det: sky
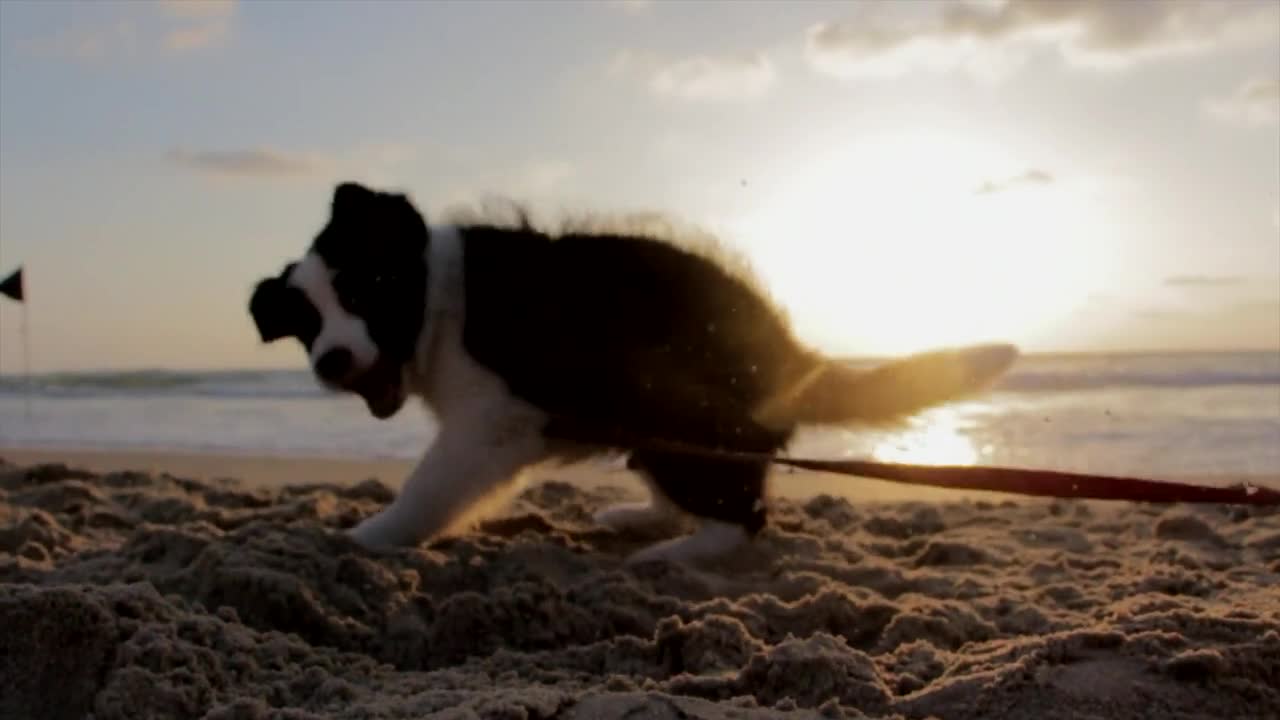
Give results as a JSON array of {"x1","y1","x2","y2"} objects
[{"x1": 0, "y1": 0, "x2": 1277, "y2": 374}]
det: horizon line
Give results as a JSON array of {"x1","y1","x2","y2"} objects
[{"x1": 1, "y1": 346, "x2": 1278, "y2": 379}]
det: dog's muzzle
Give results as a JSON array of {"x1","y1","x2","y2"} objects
[{"x1": 248, "y1": 275, "x2": 406, "y2": 420}]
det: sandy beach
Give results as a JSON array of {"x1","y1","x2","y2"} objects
[{"x1": 2, "y1": 447, "x2": 1278, "y2": 720}]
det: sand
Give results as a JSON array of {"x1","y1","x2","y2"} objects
[{"x1": 1, "y1": 450, "x2": 1278, "y2": 720}]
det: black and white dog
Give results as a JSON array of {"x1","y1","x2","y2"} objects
[{"x1": 249, "y1": 182, "x2": 1017, "y2": 564}]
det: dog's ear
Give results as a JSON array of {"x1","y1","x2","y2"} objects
[
  {"x1": 332, "y1": 182, "x2": 376, "y2": 217},
  {"x1": 248, "y1": 276, "x2": 295, "y2": 343},
  {"x1": 325, "y1": 181, "x2": 428, "y2": 258}
]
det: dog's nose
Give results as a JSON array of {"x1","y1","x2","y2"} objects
[{"x1": 315, "y1": 347, "x2": 353, "y2": 383}]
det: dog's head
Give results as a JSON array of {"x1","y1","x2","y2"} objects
[{"x1": 249, "y1": 182, "x2": 429, "y2": 419}]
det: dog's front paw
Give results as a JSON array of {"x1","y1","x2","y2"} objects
[
  {"x1": 347, "y1": 511, "x2": 414, "y2": 551},
  {"x1": 345, "y1": 522, "x2": 388, "y2": 551}
]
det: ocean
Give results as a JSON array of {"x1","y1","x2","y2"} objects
[{"x1": 1, "y1": 351, "x2": 1277, "y2": 486}]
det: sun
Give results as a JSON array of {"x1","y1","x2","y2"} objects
[{"x1": 733, "y1": 129, "x2": 1114, "y2": 357}]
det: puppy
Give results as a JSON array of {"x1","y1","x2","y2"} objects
[{"x1": 249, "y1": 182, "x2": 1018, "y2": 564}]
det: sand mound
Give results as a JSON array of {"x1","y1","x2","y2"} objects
[{"x1": 2, "y1": 457, "x2": 1278, "y2": 719}]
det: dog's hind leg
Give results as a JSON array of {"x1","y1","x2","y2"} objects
[
  {"x1": 593, "y1": 458, "x2": 681, "y2": 532},
  {"x1": 616, "y1": 449, "x2": 772, "y2": 565},
  {"x1": 625, "y1": 518, "x2": 751, "y2": 565}
]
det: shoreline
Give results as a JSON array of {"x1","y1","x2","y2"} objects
[
  {"x1": 0, "y1": 445, "x2": 1049, "y2": 505},
  {"x1": 4, "y1": 445, "x2": 1277, "y2": 505},
  {"x1": 0, "y1": 446, "x2": 419, "y2": 491}
]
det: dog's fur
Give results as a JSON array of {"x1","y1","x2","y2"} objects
[{"x1": 249, "y1": 182, "x2": 1018, "y2": 564}]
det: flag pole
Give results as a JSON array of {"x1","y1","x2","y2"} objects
[
  {"x1": 22, "y1": 287, "x2": 31, "y2": 421},
  {"x1": 0, "y1": 264, "x2": 30, "y2": 421}
]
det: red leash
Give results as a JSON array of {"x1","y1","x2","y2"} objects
[
  {"x1": 774, "y1": 456, "x2": 1280, "y2": 506},
  {"x1": 548, "y1": 422, "x2": 1280, "y2": 506}
]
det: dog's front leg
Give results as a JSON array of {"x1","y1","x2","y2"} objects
[{"x1": 347, "y1": 417, "x2": 545, "y2": 550}]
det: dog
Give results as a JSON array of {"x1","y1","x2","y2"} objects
[{"x1": 248, "y1": 182, "x2": 1018, "y2": 564}]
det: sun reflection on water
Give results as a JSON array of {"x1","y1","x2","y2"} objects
[{"x1": 871, "y1": 405, "x2": 986, "y2": 467}]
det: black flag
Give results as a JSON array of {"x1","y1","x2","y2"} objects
[{"x1": 0, "y1": 267, "x2": 22, "y2": 302}]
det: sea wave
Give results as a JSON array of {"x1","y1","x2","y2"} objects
[
  {"x1": 0, "y1": 352, "x2": 1276, "y2": 399},
  {"x1": 993, "y1": 368, "x2": 1280, "y2": 393},
  {"x1": 0, "y1": 369, "x2": 329, "y2": 400}
]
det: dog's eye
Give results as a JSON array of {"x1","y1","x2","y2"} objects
[
  {"x1": 331, "y1": 271, "x2": 361, "y2": 309},
  {"x1": 334, "y1": 269, "x2": 394, "y2": 312}
]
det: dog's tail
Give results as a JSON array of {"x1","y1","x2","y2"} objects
[{"x1": 754, "y1": 343, "x2": 1019, "y2": 428}]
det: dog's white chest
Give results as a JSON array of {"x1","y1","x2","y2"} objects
[{"x1": 409, "y1": 226, "x2": 530, "y2": 425}]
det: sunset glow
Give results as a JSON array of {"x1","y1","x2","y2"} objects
[{"x1": 734, "y1": 130, "x2": 1120, "y2": 356}]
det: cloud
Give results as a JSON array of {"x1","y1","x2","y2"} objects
[
  {"x1": 23, "y1": 0, "x2": 236, "y2": 60},
  {"x1": 157, "y1": 0, "x2": 237, "y2": 19},
  {"x1": 1205, "y1": 76, "x2": 1280, "y2": 128},
  {"x1": 649, "y1": 53, "x2": 778, "y2": 101},
  {"x1": 163, "y1": 22, "x2": 232, "y2": 53},
  {"x1": 609, "y1": 48, "x2": 779, "y2": 101},
  {"x1": 608, "y1": 0, "x2": 652, "y2": 15},
  {"x1": 806, "y1": 0, "x2": 1279, "y2": 81},
  {"x1": 167, "y1": 148, "x2": 330, "y2": 178},
  {"x1": 166, "y1": 141, "x2": 426, "y2": 182},
  {"x1": 975, "y1": 168, "x2": 1054, "y2": 195},
  {"x1": 805, "y1": 5, "x2": 1027, "y2": 82},
  {"x1": 1163, "y1": 274, "x2": 1247, "y2": 288},
  {"x1": 156, "y1": 0, "x2": 237, "y2": 52}
]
